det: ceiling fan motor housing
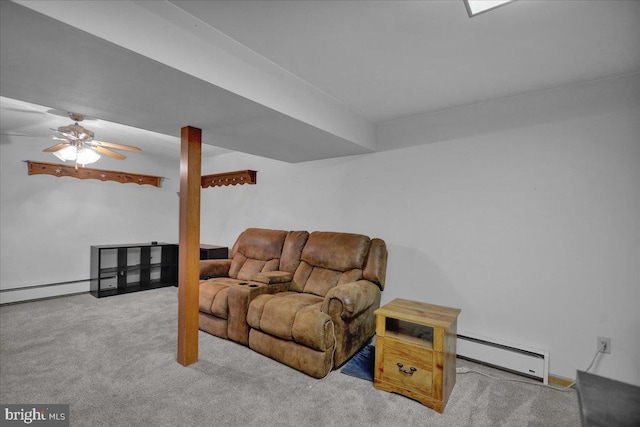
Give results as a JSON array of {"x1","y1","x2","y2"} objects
[
  {"x1": 57, "y1": 123, "x2": 94, "y2": 142},
  {"x1": 68, "y1": 112, "x2": 85, "y2": 122}
]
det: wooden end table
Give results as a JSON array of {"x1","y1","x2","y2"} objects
[{"x1": 374, "y1": 298, "x2": 461, "y2": 413}]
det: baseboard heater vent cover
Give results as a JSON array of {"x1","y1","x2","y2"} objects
[{"x1": 457, "y1": 332, "x2": 549, "y2": 384}]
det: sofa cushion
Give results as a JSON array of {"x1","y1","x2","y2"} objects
[
  {"x1": 200, "y1": 279, "x2": 237, "y2": 318},
  {"x1": 293, "y1": 263, "x2": 364, "y2": 297},
  {"x1": 236, "y1": 258, "x2": 280, "y2": 281},
  {"x1": 300, "y1": 232, "x2": 370, "y2": 272},
  {"x1": 279, "y1": 231, "x2": 309, "y2": 273},
  {"x1": 247, "y1": 292, "x2": 332, "y2": 351},
  {"x1": 228, "y1": 228, "x2": 287, "y2": 279},
  {"x1": 249, "y1": 329, "x2": 333, "y2": 379},
  {"x1": 290, "y1": 231, "x2": 369, "y2": 296},
  {"x1": 247, "y1": 292, "x2": 290, "y2": 329},
  {"x1": 239, "y1": 228, "x2": 288, "y2": 259},
  {"x1": 363, "y1": 238, "x2": 387, "y2": 290}
]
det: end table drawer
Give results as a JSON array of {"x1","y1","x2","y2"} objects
[{"x1": 379, "y1": 337, "x2": 433, "y2": 396}]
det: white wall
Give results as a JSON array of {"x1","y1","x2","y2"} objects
[
  {"x1": 0, "y1": 136, "x2": 181, "y2": 303},
  {"x1": 200, "y1": 96, "x2": 640, "y2": 385},
  {"x1": 2, "y1": 77, "x2": 638, "y2": 386}
]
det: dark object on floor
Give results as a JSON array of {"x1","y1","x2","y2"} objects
[
  {"x1": 576, "y1": 370, "x2": 640, "y2": 427},
  {"x1": 341, "y1": 344, "x2": 375, "y2": 382}
]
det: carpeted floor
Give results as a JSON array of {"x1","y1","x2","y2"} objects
[{"x1": 0, "y1": 287, "x2": 581, "y2": 426}]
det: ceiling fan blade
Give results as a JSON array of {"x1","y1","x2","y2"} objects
[
  {"x1": 93, "y1": 140, "x2": 142, "y2": 152},
  {"x1": 0, "y1": 131, "x2": 30, "y2": 137},
  {"x1": 92, "y1": 145, "x2": 126, "y2": 160},
  {"x1": 43, "y1": 142, "x2": 70, "y2": 152},
  {"x1": 3, "y1": 107, "x2": 46, "y2": 115}
]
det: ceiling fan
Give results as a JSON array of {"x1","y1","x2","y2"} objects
[{"x1": 43, "y1": 112, "x2": 141, "y2": 168}]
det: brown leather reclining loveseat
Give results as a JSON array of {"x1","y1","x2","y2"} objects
[{"x1": 199, "y1": 228, "x2": 387, "y2": 378}]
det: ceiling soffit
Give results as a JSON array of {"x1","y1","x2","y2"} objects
[{"x1": 3, "y1": 1, "x2": 374, "y2": 163}]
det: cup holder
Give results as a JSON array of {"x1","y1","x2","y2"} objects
[{"x1": 237, "y1": 282, "x2": 259, "y2": 288}]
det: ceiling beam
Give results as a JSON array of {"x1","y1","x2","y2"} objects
[{"x1": 12, "y1": 0, "x2": 376, "y2": 156}]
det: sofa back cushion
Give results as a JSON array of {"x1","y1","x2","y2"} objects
[
  {"x1": 291, "y1": 232, "x2": 370, "y2": 296},
  {"x1": 279, "y1": 231, "x2": 309, "y2": 273},
  {"x1": 363, "y1": 238, "x2": 387, "y2": 290},
  {"x1": 228, "y1": 228, "x2": 288, "y2": 280}
]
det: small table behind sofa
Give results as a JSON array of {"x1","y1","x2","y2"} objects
[{"x1": 200, "y1": 244, "x2": 228, "y2": 260}]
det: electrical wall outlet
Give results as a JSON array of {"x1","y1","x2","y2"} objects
[{"x1": 597, "y1": 337, "x2": 611, "y2": 354}]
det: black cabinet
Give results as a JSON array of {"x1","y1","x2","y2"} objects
[
  {"x1": 90, "y1": 243, "x2": 178, "y2": 298},
  {"x1": 200, "y1": 244, "x2": 229, "y2": 260}
]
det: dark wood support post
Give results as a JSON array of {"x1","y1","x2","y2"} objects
[{"x1": 177, "y1": 126, "x2": 202, "y2": 366}]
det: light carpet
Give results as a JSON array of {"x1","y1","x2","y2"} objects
[{"x1": 0, "y1": 287, "x2": 581, "y2": 426}]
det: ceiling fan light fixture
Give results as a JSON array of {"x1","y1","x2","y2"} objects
[
  {"x1": 76, "y1": 146, "x2": 101, "y2": 165},
  {"x1": 52, "y1": 145, "x2": 78, "y2": 162},
  {"x1": 44, "y1": 111, "x2": 140, "y2": 166},
  {"x1": 52, "y1": 144, "x2": 100, "y2": 166}
]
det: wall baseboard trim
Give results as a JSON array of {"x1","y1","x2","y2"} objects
[
  {"x1": 0, "y1": 280, "x2": 90, "y2": 305},
  {"x1": 548, "y1": 374, "x2": 575, "y2": 387},
  {"x1": 0, "y1": 278, "x2": 91, "y2": 293},
  {"x1": 0, "y1": 291, "x2": 89, "y2": 306}
]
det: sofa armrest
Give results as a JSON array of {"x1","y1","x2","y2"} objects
[
  {"x1": 322, "y1": 280, "x2": 381, "y2": 320},
  {"x1": 248, "y1": 271, "x2": 292, "y2": 285},
  {"x1": 199, "y1": 259, "x2": 232, "y2": 279}
]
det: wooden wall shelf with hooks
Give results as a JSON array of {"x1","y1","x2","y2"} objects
[
  {"x1": 201, "y1": 169, "x2": 257, "y2": 188},
  {"x1": 26, "y1": 161, "x2": 163, "y2": 187}
]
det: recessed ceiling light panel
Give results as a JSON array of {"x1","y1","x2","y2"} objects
[{"x1": 464, "y1": 0, "x2": 516, "y2": 17}]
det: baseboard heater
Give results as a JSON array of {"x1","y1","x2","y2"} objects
[
  {"x1": 457, "y1": 332, "x2": 549, "y2": 384},
  {"x1": 0, "y1": 279, "x2": 90, "y2": 305}
]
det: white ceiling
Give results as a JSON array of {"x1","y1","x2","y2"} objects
[
  {"x1": 175, "y1": 0, "x2": 640, "y2": 122},
  {"x1": 1, "y1": 0, "x2": 639, "y2": 163},
  {"x1": 0, "y1": 96, "x2": 222, "y2": 162}
]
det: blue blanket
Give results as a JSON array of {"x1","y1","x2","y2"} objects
[{"x1": 340, "y1": 344, "x2": 375, "y2": 382}]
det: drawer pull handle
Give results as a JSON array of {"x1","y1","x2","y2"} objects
[{"x1": 397, "y1": 363, "x2": 417, "y2": 375}]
